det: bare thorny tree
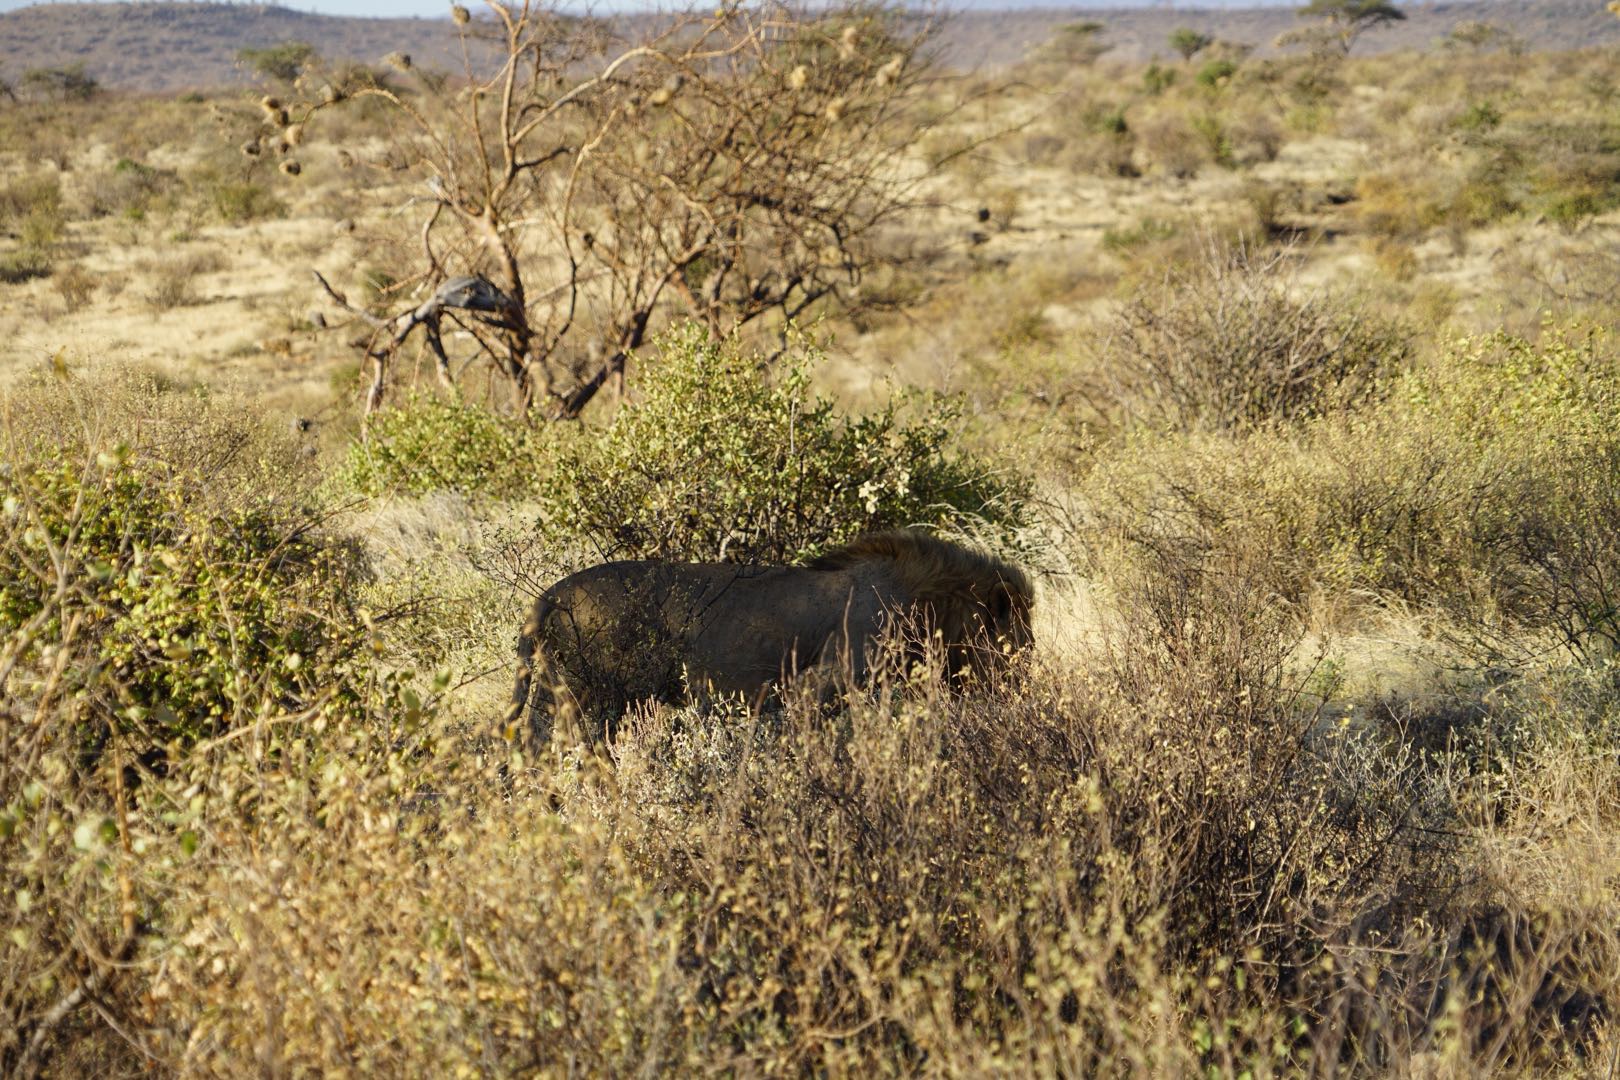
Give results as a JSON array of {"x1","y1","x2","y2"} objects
[{"x1": 278, "y1": 0, "x2": 940, "y2": 421}]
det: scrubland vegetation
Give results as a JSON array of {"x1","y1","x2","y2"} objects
[{"x1": 4, "y1": 2, "x2": 1620, "y2": 1075}]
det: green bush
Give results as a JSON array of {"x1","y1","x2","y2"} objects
[
  {"x1": 347, "y1": 327, "x2": 1032, "y2": 564},
  {"x1": 1455, "y1": 100, "x2": 1502, "y2": 133},
  {"x1": 536, "y1": 325, "x2": 1032, "y2": 564},
  {"x1": 0, "y1": 376, "x2": 430, "y2": 1080},
  {"x1": 341, "y1": 392, "x2": 549, "y2": 499},
  {"x1": 1142, "y1": 62, "x2": 1176, "y2": 96},
  {"x1": 0, "y1": 373, "x2": 375, "y2": 754},
  {"x1": 1196, "y1": 58, "x2": 1238, "y2": 89}
]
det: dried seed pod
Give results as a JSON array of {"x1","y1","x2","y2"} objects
[
  {"x1": 451, "y1": 3, "x2": 470, "y2": 25},
  {"x1": 840, "y1": 25, "x2": 859, "y2": 59},
  {"x1": 648, "y1": 75, "x2": 682, "y2": 108},
  {"x1": 788, "y1": 65, "x2": 808, "y2": 90},
  {"x1": 280, "y1": 160, "x2": 302, "y2": 177}
]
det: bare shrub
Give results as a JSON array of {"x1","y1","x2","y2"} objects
[
  {"x1": 50, "y1": 263, "x2": 95, "y2": 310},
  {"x1": 1133, "y1": 107, "x2": 1210, "y2": 178},
  {"x1": 140, "y1": 250, "x2": 225, "y2": 312},
  {"x1": 290, "y1": 0, "x2": 942, "y2": 419},
  {"x1": 1102, "y1": 238, "x2": 1410, "y2": 432},
  {"x1": 81, "y1": 157, "x2": 178, "y2": 220}
]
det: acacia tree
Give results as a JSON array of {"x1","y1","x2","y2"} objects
[
  {"x1": 289, "y1": 1, "x2": 936, "y2": 420},
  {"x1": 1282, "y1": 0, "x2": 1405, "y2": 58},
  {"x1": 1168, "y1": 27, "x2": 1213, "y2": 63}
]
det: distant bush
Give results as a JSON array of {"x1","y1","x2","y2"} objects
[
  {"x1": 1455, "y1": 100, "x2": 1502, "y2": 133},
  {"x1": 20, "y1": 62, "x2": 97, "y2": 101},
  {"x1": 52, "y1": 263, "x2": 96, "y2": 309},
  {"x1": 1169, "y1": 27, "x2": 1213, "y2": 62},
  {"x1": 0, "y1": 172, "x2": 63, "y2": 283},
  {"x1": 0, "y1": 172, "x2": 60, "y2": 226},
  {"x1": 1189, "y1": 112, "x2": 1234, "y2": 167},
  {"x1": 1102, "y1": 216, "x2": 1177, "y2": 253},
  {"x1": 83, "y1": 158, "x2": 179, "y2": 220},
  {"x1": 1133, "y1": 106, "x2": 1220, "y2": 178},
  {"x1": 1142, "y1": 62, "x2": 1176, "y2": 95},
  {"x1": 140, "y1": 251, "x2": 225, "y2": 313},
  {"x1": 0, "y1": 248, "x2": 51, "y2": 285},
  {"x1": 237, "y1": 41, "x2": 318, "y2": 84},
  {"x1": 1103, "y1": 240, "x2": 1410, "y2": 432},
  {"x1": 207, "y1": 179, "x2": 284, "y2": 224},
  {"x1": 1196, "y1": 58, "x2": 1238, "y2": 89}
]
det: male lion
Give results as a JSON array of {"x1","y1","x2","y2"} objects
[{"x1": 507, "y1": 530, "x2": 1033, "y2": 746}]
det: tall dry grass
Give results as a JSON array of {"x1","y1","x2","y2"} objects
[{"x1": 3, "y1": 366, "x2": 1617, "y2": 1075}]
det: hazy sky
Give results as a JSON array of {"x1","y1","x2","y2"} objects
[
  {"x1": 0, "y1": 0, "x2": 1304, "y2": 14},
  {"x1": 0, "y1": 0, "x2": 452, "y2": 13}
]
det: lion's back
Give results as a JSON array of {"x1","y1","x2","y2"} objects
[{"x1": 536, "y1": 558, "x2": 899, "y2": 700}]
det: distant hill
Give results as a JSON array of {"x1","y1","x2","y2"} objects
[
  {"x1": 946, "y1": 2, "x2": 1620, "y2": 69},
  {"x1": 1, "y1": 1, "x2": 1617, "y2": 93}
]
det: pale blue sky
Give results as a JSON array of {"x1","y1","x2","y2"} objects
[
  {"x1": 0, "y1": 0, "x2": 452, "y2": 12},
  {"x1": 0, "y1": 0, "x2": 1302, "y2": 14}
]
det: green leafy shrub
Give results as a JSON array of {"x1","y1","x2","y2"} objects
[
  {"x1": 0, "y1": 370, "x2": 431, "y2": 1080},
  {"x1": 341, "y1": 393, "x2": 550, "y2": 499},
  {"x1": 348, "y1": 327, "x2": 1031, "y2": 564},
  {"x1": 0, "y1": 373, "x2": 375, "y2": 754},
  {"x1": 1196, "y1": 58, "x2": 1238, "y2": 89},
  {"x1": 1455, "y1": 100, "x2": 1502, "y2": 133},
  {"x1": 1190, "y1": 112, "x2": 1234, "y2": 167},
  {"x1": 536, "y1": 325, "x2": 1031, "y2": 564},
  {"x1": 1142, "y1": 62, "x2": 1176, "y2": 96}
]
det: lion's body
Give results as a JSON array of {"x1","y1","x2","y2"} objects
[{"x1": 508, "y1": 531, "x2": 1032, "y2": 745}]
